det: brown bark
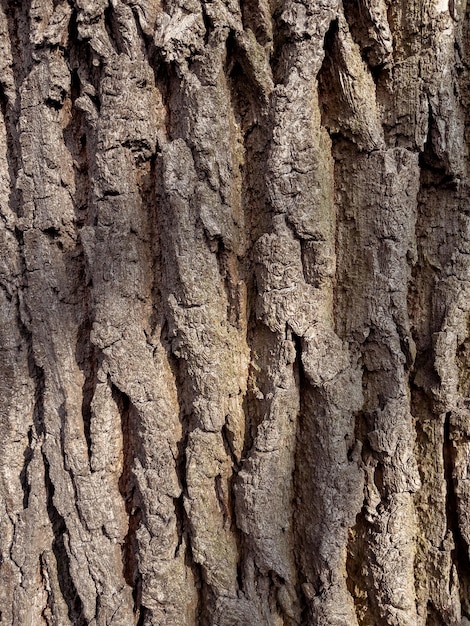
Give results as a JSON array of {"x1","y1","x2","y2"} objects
[{"x1": 0, "y1": 0, "x2": 469, "y2": 624}]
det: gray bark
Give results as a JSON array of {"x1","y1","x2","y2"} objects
[{"x1": 0, "y1": 0, "x2": 469, "y2": 624}]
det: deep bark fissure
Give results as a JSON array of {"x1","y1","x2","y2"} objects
[
  {"x1": 409, "y1": 137, "x2": 460, "y2": 624},
  {"x1": 27, "y1": 336, "x2": 46, "y2": 441},
  {"x1": 103, "y1": 5, "x2": 124, "y2": 56},
  {"x1": 444, "y1": 412, "x2": 470, "y2": 619},
  {"x1": 76, "y1": 319, "x2": 97, "y2": 465},
  {"x1": 0, "y1": 0, "x2": 32, "y2": 88},
  {"x1": 154, "y1": 110, "x2": 207, "y2": 617},
  {"x1": 43, "y1": 454, "x2": 86, "y2": 626},
  {"x1": 158, "y1": 334, "x2": 207, "y2": 622},
  {"x1": 346, "y1": 510, "x2": 376, "y2": 626},
  {"x1": 200, "y1": 2, "x2": 213, "y2": 47},
  {"x1": 0, "y1": 81, "x2": 22, "y2": 217},
  {"x1": 19, "y1": 425, "x2": 34, "y2": 509},
  {"x1": 113, "y1": 383, "x2": 144, "y2": 613},
  {"x1": 291, "y1": 332, "x2": 310, "y2": 621},
  {"x1": 12, "y1": 223, "x2": 47, "y2": 510},
  {"x1": 269, "y1": 6, "x2": 290, "y2": 86},
  {"x1": 345, "y1": 408, "x2": 378, "y2": 626}
]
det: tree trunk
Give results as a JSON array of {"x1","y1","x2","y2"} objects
[{"x1": 0, "y1": 0, "x2": 469, "y2": 624}]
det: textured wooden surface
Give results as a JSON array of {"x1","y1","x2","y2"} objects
[{"x1": 0, "y1": 0, "x2": 469, "y2": 624}]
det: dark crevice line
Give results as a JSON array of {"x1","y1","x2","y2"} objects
[
  {"x1": 13, "y1": 225, "x2": 46, "y2": 509},
  {"x1": 200, "y1": 3, "x2": 213, "y2": 46},
  {"x1": 57, "y1": 402, "x2": 91, "y2": 534},
  {"x1": 318, "y1": 28, "x2": 378, "y2": 622},
  {"x1": 67, "y1": 8, "x2": 102, "y2": 114},
  {"x1": 62, "y1": 54, "x2": 98, "y2": 471},
  {"x1": 0, "y1": 0, "x2": 33, "y2": 89},
  {"x1": 161, "y1": 327, "x2": 192, "y2": 479},
  {"x1": 137, "y1": 151, "x2": 160, "y2": 339},
  {"x1": 135, "y1": 605, "x2": 148, "y2": 626},
  {"x1": 420, "y1": 101, "x2": 457, "y2": 180},
  {"x1": 221, "y1": 423, "x2": 239, "y2": 470},
  {"x1": 222, "y1": 112, "x2": 265, "y2": 571},
  {"x1": 28, "y1": 340, "x2": 46, "y2": 440},
  {"x1": 443, "y1": 412, "x2": 470, "y2": 619},
  {"x1": 0, "y1": 79, "x2": 22, "y2": 218},
  {"x1": 75, "y1": 307, "x2": 98, "y2": 465},
  {"x1": 240, "y1": 324, "x2": 278, "y2": 461},
  {"x1": 0, "y1": 0, "x2": 37, "y2": 255},
  {"x1": 269, "y1": 3, "x2": 290, "y2": 85},
  {"x1": 240, "y1": 342, "x2": 258, "y2": 461},
  {"x1": 342, "y1": 0, "x2": 391, "y2": 74},
  {"x1": 39, "y1": 553, "x2": 55, "y2": 622},
  {"x1": 159, "y1": 334, "x2": 207, "y2": 621},
  {"x1": 214, "y1": 473, "x2": 229, "y2": 526},
  {"x1": 43, "y1": 453, "x2": 86, "y2": 625},
  {"x1": 129, "y1": 3, "x2": 169, "y2": 139},
  {"x1": 79, "y1": 341, "x2": 96, "y2": 464},
  {"x1": 172, "y1": 482, "x2": 207, "y2": 623},
  {"x1": 185, "y1": 536, "x2": 206, "y2": 625},
  {"x1": 409, "y1": 115, "x2": 462, "y2": 622},
  {"x1": 318, "y1": 20, "x2": 354, "y2": 341},
  {"x1": 62, "y1": 74, "x2": 91, "y2": 225},
  {"x1": 0, "y1": 79, "x2": 7, "y2": 122},
  {"x1": 220, "y1": 425, "x2": 245, "y2": 595},
  {"x1": 173, "y1": 493, "x2": 185, "y2": 558},
  {"x1": 291, "y1": 331, "x2": 313, "y2": 623},
  {"x1": 345, "y1": 508, "x2": 375, "y2": 626},
  {"x1": 17, "y1": 313, "x2": 45, "y2": 508},
  {"x1": 226, "y1": 13, "x2": 272, "y2": 127},
  {"x1": 413, "y1": 68, "x2": 470, "y2": 614},
  {"x1": 213, "y1": 240, "x2": 243, "y2": 329},
  {"x1": 113, "y1": 383, "x2": 145, "y2": 616},
  {"x1": 317, "y1": 19, "x2": 353, "y2": 152},
  {"x1": 225, "y1": 34, "x2": 272, "y2": 478},
  {"x1": 19, "y1": 426, "x2": 34, "y2": 509},
  {"x1": 426, "y1": 599, "x2": 443, "y2": 625},
  {"x1": 103, "y1": 4, "x2": 124, "y2": 56},
  {"x1": 152, "y1": 59, "x2": 207, "y2": 608}
]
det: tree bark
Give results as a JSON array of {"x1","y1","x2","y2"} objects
[{"x1": 0, "y1": 0, "x2": 469, "y2": 624}]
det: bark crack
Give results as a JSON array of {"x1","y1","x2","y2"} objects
[
  {"x1": 43, "y1": 453, "x2": 86, "y2": 625},
  {"x1": 444, "y1": 412, "x2": 470, "y2": 619},
  {"x1": 113, "y1": 384, "x2": 144, "y2": 615}
]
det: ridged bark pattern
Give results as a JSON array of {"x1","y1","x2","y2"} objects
[{"x1": 0, "y1": 0, "x2": 469, "y2": 624}]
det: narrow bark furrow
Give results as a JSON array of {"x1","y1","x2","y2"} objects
[{"x1": 44, "y1": 454, "x2": 86, "y2": 626}]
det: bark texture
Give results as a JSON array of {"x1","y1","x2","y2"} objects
[{"x1": 0, "y1": 0, "x2": 469, "y2": 624}]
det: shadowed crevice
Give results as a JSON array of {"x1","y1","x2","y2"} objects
[
  {"x1": 19, "y1": 426, "x2": 34, "y2": 509},
  {"x1": 104, "y1": 4, "x2": 124, "y2": 56},
  {"x1": 239, "y1": 0, "x2": 272, "y2": 47},
  {"x1": 158, "y1": 330, "x2": 207, "y2": 622},
  {"x1": 12, "y1": 238, "x2": 47, "y2": 508},
  {"x1": 43, "y1": 454, "x2": 86, "y2": 625},
  {"x1": 112, "y1": 384, "x2": 144, "y2": 615},
  {"x1": 345, "y1": 509, "x2": 376, "y2": 626},
  {"x1": 0, "y1": 79, "x2": 22, "y2": 217},
  {"x1": 444, "y1": 412, "x2": 470, "y2": 619},
  {"x1": 292, "y1": 332, "x2": 316, "y2": 623},
  {"x1": 75, "y1": 317, "x2": 98, "y2": 465},
  {"x1": 342, "y1": 0, "x2": 392, "y2": 71},
  {"x1": 0, "y1": 0, "x2": 33, "y2": 89}
]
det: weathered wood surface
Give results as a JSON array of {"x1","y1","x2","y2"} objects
[{"x1": 0, "y1": 0, "x2": 469, "y2": 624}]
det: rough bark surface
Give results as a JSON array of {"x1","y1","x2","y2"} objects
[{"x1": 0, "y1": 0, "x2": 469, "y2": 624}]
